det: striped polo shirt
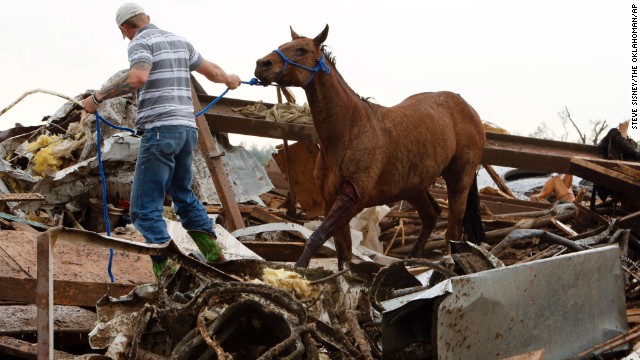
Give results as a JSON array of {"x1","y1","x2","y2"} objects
[{"x1": 128, "y1": 24, "x2": 203, "y2": 129}]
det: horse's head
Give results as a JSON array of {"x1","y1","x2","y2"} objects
[{"x1": 255, "y1": 25, "x2": 330, "y2": 87}]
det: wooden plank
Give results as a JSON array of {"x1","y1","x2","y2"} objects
[
  {"x1": 281, "y1": 139, "x2": 298, "y2": 218},
  {"x1": 550, "y1": 218, "x2": 578, "y2": 236},
  {"x1": 0, "y1": 217, "x2": 11, "y2": 229},
  {"x1": 430, "y1": 188, "x2": 551, "y2": 215},
  {"x1": 0, "y1": 336, "x2": 76, "y2": 360},
  {"x1": 385, "y1": 211, "x2": 421, "y2": 220},
  {"x1": 36, "y1": 232, "x2": 52, "y2": 360},
  {"x1": 0, "y1": 230, "x2": 154, "y2": 307},
  {"x1": 569, "y1": 157, "x2": 640, "y2": 195},
  {"x1": 612, "y1": 163, "x2": 640, "y2": 180},
  {"x1": 1, "y1": 276, "x2": 138, "y2": 307},
  {"x1": 0, "y1": 305, "x2": 95, "y2": 335},
  {"x1": 191, "y1": 82, "x2": 245, "y2": 232},
  {"x1": 249, "y1": 207, "x2": 288, "y2": 224},
  {"x1": 483, "y1": 132, "x2": 600, "y2": 173},
  {"x1": 198, "y1": 95, "x2": 318, "y2": 143},
  {"x1": 482, "y1": 164, "x2": 515, "y2": 198}
]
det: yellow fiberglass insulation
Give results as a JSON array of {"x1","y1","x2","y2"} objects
[
  {"x1": 27, "y1": 135, "x2": 63, "y2": 176},
  {"x1": 256, "y1": 268, "x2": 316, "y2": 300}
]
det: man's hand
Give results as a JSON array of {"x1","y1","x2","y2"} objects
[
  {"x1": 225, "y1": 74, "x2": 242, "y2": 90},
  {"x1": 82, "y1": 95, "x2": 99, "y2": 114}
]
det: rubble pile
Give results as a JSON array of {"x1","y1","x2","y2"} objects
[
  {"x1": 0, "y1": 91, "x2": 639, "y2": 359},
  {"x1": 90, "y1": 260, "x2": 365, "y2": 359}
]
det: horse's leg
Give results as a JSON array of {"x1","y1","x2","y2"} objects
[
  {"x1": 296, "y1": 180, "x2": 362, "y2": 269},
  {"x1": 333, "y1": 225, "x2": 353, "y2": 269},
  {"x1": 407, "y1": 191, "x2": 441, "y2": 258},
  {"x1": 310, "y1": 154, "x2": 353, "y2": 269},
  {"x1": 442, "y1": 164, "x2": 477, "y2": 252}
]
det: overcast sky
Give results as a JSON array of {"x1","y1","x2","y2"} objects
[{"x1": 0, "y1": 0, "x2": 632, "y2": 146}]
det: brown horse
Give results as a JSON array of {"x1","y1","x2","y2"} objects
[{"x1": 255, "y1": 25, "x2": 486, "y2": 269}]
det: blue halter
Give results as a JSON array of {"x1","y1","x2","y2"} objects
[{"x1": 272, "y1": 49, "x2": 331, "y2": 87}]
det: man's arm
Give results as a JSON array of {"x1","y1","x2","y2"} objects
[
  {"x1": 194, "y1": 60, "x2": 241, "y2": 90},
  {"x1": 81, "y1": 62, "x2": 151, "y2": 113}
]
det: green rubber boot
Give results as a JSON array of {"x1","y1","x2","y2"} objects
[
  {"x1": 187, "y1": 230, "x2": 223, "y2": 263},
  {"x1": 152, "y1": 259, "x2": 177, "y2": 277}
]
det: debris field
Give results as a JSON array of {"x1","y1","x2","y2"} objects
[{"x1": 0, "y1": 80, "x2": 639, "y2": 359}]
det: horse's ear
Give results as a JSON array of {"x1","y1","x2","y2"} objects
[
  {"x1": 290, "y1": 26, "x2": 301, "y2": 40},
  {"x1": 313, "y1": 24, "x2": 329, "y2": 46}
]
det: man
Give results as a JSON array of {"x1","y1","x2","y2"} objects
[{"x1": 82, "y1": 3, "x2": 241, "y2": 276}]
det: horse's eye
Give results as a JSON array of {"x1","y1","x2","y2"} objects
[{"x1": 295, "y1": 48, "x2": 307, "y2": 56}]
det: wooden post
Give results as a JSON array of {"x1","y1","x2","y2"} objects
[
  {"x1": 36, "y1": 231, "x2": 54, "y2": 360},
  {"x1": 191, "y1": 85, "x2": 245, "y2": 232},
  {"x1": 282, "y1": 139, "x2": 298, "y2": 218}
]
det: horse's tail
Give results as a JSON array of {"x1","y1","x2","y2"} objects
[{"x1": 463, "y1": 176, "x2": 486, "y2": 244}]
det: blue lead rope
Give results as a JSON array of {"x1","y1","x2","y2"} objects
[
  {"x1": 95, "y1": 78, "x2": 262, "y2": 282},
  {"x1": 193, "y1": 79, "x2": 261, "y2": 118},
  {"x1": 95, "y1": 111, "x2": 135, "y2": 283}
]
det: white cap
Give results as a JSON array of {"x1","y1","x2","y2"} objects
[{"x1": 116, "y1": 3, "x2": 145, "y2": 26}]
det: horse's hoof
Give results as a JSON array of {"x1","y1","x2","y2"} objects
[{"x1": 294, "y1": 259, "x2": 310, "y2": 268}]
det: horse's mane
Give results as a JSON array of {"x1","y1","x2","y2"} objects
[
  {"x1": 320, "y1": 45, "x2": 337, "y2": 67},
  {"x1": 319, "y1": 45, "x2": 372, "y2": 103}
]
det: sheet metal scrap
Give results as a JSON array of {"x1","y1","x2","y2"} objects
[
  {"x1": 89, "y1": 259, "x2": 367, "y2": 359},
  {"x1": 379, "y1": 246, "x2": 628, "y2": 360}
]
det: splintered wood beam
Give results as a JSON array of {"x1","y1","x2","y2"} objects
[
  {"x1": 191, "y1": 84, "x2": 245, "y2": 232},
  {"x1": 483, "y1": 132, "x2": 601, "y2": 173},
  {"x1": 569, "y1": 157, "x2": 640, "y2": 196},
  {"x1": 482, "y1": 164, "x2": 515, "y2": 198}
]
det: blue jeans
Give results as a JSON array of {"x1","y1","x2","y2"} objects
[{"x1": 130, "y1": 125, "x2": 215, "y2": 260}]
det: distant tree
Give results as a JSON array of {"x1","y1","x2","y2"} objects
[
  {"x1": 558, "y1": 106, "x2": 585, "y2": 144},
  {"x1": 529, "y1": 106, "x2": 608, "y2": 145},
  {"x1": 589, "y1": 119, "x2": 609, "y2": 145},
  {"x1": 528, "y1": 121, "x2": 555, "y2": 140},
  {"x1": 528, "y1": 120, "x2": 568, "y2": 141}
]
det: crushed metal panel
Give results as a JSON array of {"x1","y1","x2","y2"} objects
[
  {"x1": 381, "y1": 246, "x2": 627, "y2": 360},
  {"x1": 191, "y1": 134, "x2": 273, "y2": 205},
  {"x1": 437, "y1": 245, "x2": 627, "y2": 359}
]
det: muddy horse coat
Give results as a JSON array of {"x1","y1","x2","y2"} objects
[{"x1": 255, "y1": 26, "x2": 486, "y2": 269}]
